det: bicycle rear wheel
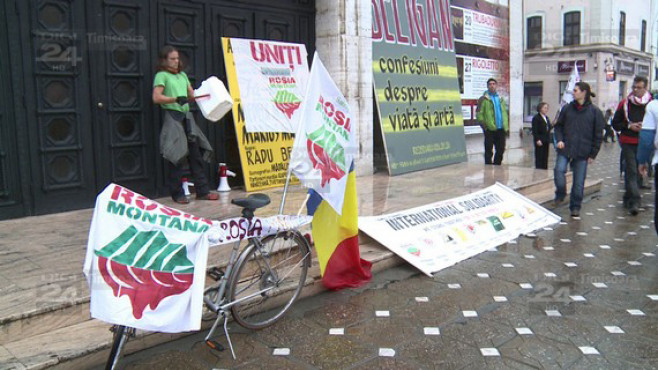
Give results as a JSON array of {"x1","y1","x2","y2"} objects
[
  {"x1": 228, "y1": 230, "x2": 310, "y2": 329},
  {"x1": 105, "y1": 325, "x2": 129, "y2": 370}
]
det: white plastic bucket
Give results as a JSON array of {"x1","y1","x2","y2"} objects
[{"x1": 194, "y1": 76, "x2": 233, "y2": 122}]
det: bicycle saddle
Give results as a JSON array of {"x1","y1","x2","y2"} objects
[{"x1": 231, "y1": 193, "x2": 271, "y2": 210}]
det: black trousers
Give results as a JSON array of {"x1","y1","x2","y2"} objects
[
  {"x1": 167, "y1": 139, "x2": 211, "y2": 200},
  {"x1": 603, "y1": 125, "x2": 616, "y2": 142},
  {"x1": 534, "y1": 142, "x2": 549, "y2": 169},
  {"x1": 484, "y1": 129, "x2": 506, "y2": 165},
  {"x1": 621, "y1": 144, "x2": 641, "y2": 209}
]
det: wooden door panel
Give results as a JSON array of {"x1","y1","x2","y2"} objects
[
  {"x1": 28, "y1": 0, "x2": 96, "y2": 214},
  {"x1": 89, "y1": 0, "x2": 154, "y2": 196}
]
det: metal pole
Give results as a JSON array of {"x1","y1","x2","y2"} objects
[{"x1": 278, "y1": 163, "x2": 294, "y2": 215}]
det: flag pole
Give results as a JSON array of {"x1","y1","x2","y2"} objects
[
  {"x1": 297, "y1": 193, "x2": 310, "y2": 216},
  {"x1": 279, "y1": 163, "x2": 294, "y2": 215},
  {"x1": 279, "y1": 52, "x2": 318, "y2": 215}
]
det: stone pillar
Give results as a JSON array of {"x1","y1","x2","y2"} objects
[
  {"x1": 315, "y1": 0, "x2": 373, "y2": 176},
  {"x1": 508, "y1": 0, "x2": 524, "y2": 147}
]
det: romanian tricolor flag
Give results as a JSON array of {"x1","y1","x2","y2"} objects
[{"x1": 307, "y1": 166, "x2": 372, "y2": 289}]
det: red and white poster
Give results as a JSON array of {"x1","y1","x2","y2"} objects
[
  {"x1": 451, "y1": 0, "x2": 509, "y2": 133},
  {"x1": 451, "y1": 6, "x2": 507, "y2": 49},
  {"x1": 231, "y1": 38, "x2": 309, "y2": 133}
]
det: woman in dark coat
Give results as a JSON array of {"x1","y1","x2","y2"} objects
[{"x1": 531, "y1": 102, "x2": 552, "y2": 169}]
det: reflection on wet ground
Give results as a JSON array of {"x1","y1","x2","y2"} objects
[{"x1": 120, "y1": 140, "x2": 657, "y2": 368}]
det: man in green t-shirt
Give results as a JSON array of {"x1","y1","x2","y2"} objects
[{"x1": 153, "y1": 45, "x2": 218, "y2": 204}]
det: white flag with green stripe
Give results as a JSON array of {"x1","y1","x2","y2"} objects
[{"x1": 83, "y1": 184, "x2": 209, "y2": 332}]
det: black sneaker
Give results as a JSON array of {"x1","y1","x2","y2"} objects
[
  {"x1": 630, "y1": 207, "x2": 639, "y2": 216},
  {"x1": 570, "y1": 209, "x2": 580, "y2": 217}
]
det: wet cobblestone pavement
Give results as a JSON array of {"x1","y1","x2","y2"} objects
[{"x1": 118, "y1": 142, "x2": 657, "y2": 369}]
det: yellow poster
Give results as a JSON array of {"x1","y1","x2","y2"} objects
[{"x1": 221, "y1": 37, "x2": 299, "y2": 192}]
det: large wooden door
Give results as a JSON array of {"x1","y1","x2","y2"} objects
[
  {"x1": 25, "y1": 0, "x2": 98, "y2": 215},
  {"x1": 0, "y1": 1, "x2": 24, "y2": 219},
  {"x1": 86, "y1": 0, "x2": 155, "y2": 196}
]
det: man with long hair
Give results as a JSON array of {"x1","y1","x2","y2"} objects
[
  {"x1": 612, "y1": 76, "x2": 651, "y2": 215},
  {"x1": 553, "y1": 82, "x2": 604, "y2": 218},
  {"x1": 153, "y1": 45, "x2": 219, "y2": 204}
]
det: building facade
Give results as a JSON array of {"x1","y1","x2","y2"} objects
[
  {"x1": 0, "y1": 0, "x2": 516, "y2": 220},
  {"x1": 0, "y1": 0, "x2": 318, "y2": 219},
  {"x1": 523, "y1": 0, "x2": 655, "y2": 122}
]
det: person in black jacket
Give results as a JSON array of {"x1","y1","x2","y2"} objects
[
  {"x1": 531, "y1": 102, "x2": 552, "y2": 169},
  {"x1": 553, "y1": 82, "x2": 605, "y2": 217}
]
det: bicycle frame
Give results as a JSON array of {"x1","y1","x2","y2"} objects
[{"x1": 202, "y1": 233, "x2": 311, "y2": 359}]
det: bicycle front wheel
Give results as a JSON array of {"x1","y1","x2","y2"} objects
[{"x1": 228, "y1": 230, "x2": 310, "y2": 329}]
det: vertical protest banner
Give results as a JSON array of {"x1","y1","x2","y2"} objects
[
  {"x1": 372, "y1": 0, "x2": 468, "y2": 175},
  {"x1": 222, "y1": 38, "x2": 309, "y2": 191},
  {"x1": 451, "y1": 0, "x2": 509, "y2": 134}
]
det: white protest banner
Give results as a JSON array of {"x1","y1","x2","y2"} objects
[
  {"x1": 207, "y1": 214, "x2": 312, "y2": 246},
  {"x1": 231, "y1": 38, "x2": 309, "y2": 133},
  {"x1": 289, "y1": 52, "x2": 356, "y2": 214},
  {"x1": 359, "y1": 183, "x2": 561, "y2": 276},
  {"x1": 84, "y1": 184, "x2": 312, "y2": 333},
  {"x1": 83, "y1": 184, "x2": 211, "y2": 333}
]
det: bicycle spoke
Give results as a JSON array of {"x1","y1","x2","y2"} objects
[{"x1": 229, "y1": 231, "x2": 310, "y2": 329}]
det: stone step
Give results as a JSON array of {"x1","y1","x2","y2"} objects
[
  {"x1": 0, "y1": 172, "x2": 599, "y2": 369},
  {"x1": 0, "y1": 241, "x2": 401, "y2": 370}
]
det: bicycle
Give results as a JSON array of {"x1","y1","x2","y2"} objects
[{"x1": 105, "y1": 193, "x2": 312, "y2": 369}]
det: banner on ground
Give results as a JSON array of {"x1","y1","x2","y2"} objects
[
  {"x1": 222, "y1": 38, "x2": 308, "y2": 191},
  {"x1": 83, "y1": 183, "x2": 312, "y2": 332},
  {"x1": 290, "y1": 52, "x2": 355, "y2": 214},
  {"x1": 372, "y1": 0, "x2": 468, "y2": 175},
  {"x1": 358, "y1": 183, "x2": 561, "y2": 276}
]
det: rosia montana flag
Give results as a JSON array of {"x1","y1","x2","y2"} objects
[
  {"x1": 290, "y1": 52, "x2": 371, "y2": 289},
  {"x1": 83, "y1": 184, "x2": 209, "y2": 333},
  {"x1": 290, "y1": 52, "x2": 355, "y2": 215}
]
